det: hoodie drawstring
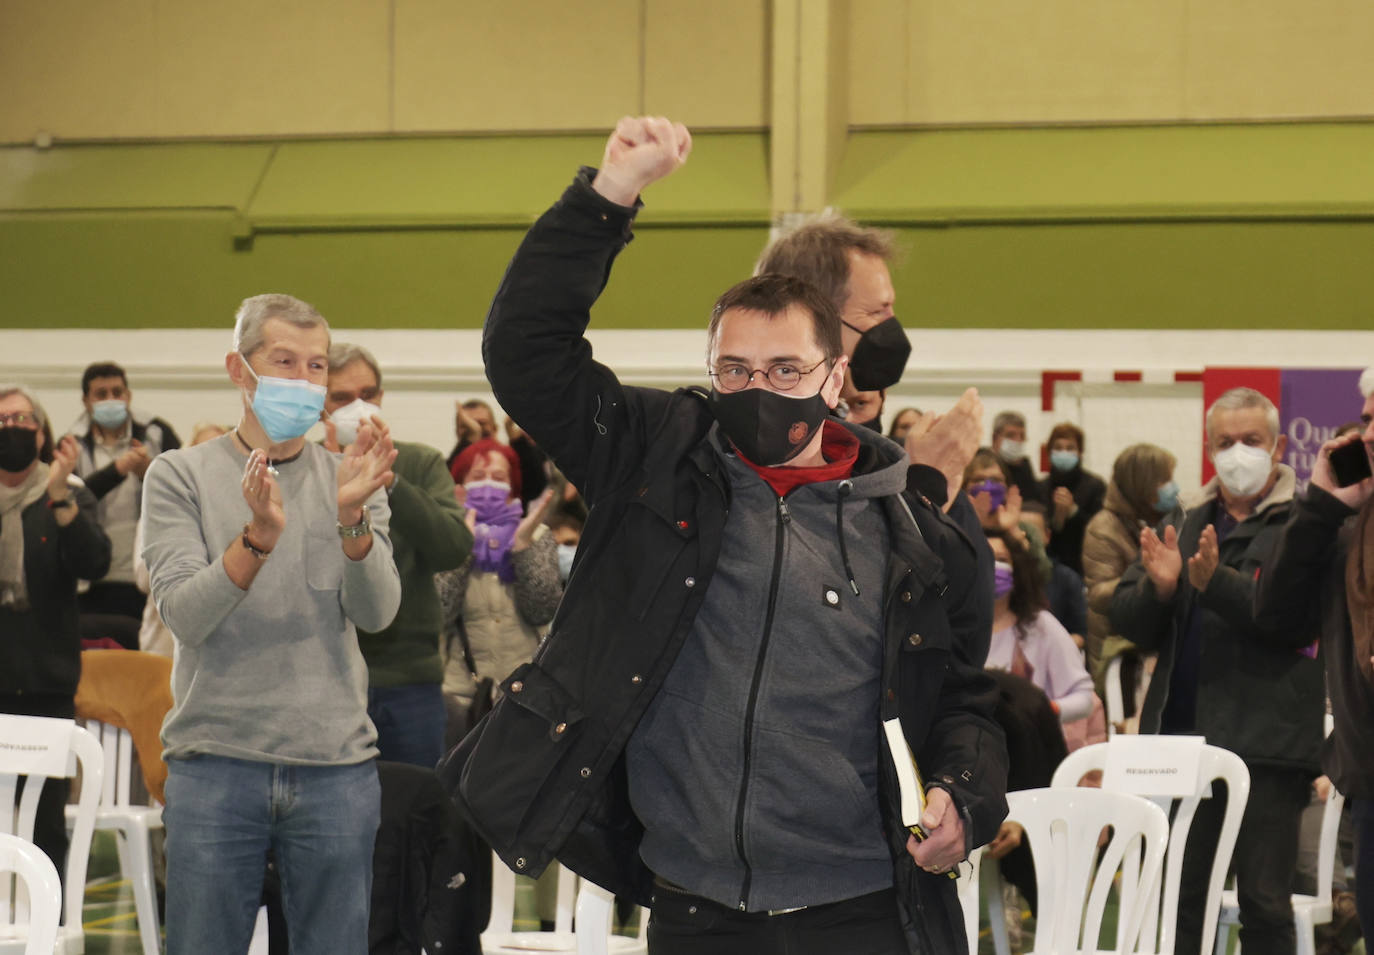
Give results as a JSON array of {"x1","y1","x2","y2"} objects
[{"x1": 836, "y1": 479, "x2": 859, "y2": 596}]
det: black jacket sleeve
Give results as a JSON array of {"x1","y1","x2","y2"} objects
[
  {"x1": 56, "y1": 485, "x2": 112, "y2": 581},
  {"x1": 1254, "y1": 485, "x2": 1355, "y2": 649},
  {"x1": 481, "y1": 169, "x2": 664, "y2": 506}
]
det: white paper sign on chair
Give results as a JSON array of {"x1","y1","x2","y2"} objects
[
  {"x1": 0, "y1": 715, "x2": 73, "y2": 777},
  {"x1": 1102, "y1": 734, "x2": 1207, "y2": 798}
]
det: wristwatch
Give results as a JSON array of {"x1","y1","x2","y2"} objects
[
  {"x1": 337, "y1": 505, "x2": 372, "y2": 539},
  {"x1": 47, "y1": 497, "x2": 75, "y2": 511}
]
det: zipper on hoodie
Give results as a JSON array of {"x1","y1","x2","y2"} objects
[{"x1": 731, "y1": 494, "x2": 791, "y2": 910}]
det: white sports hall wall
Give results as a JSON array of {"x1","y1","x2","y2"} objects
[{"x1": 2, "y1": 327, "x2": 1370, "y2": 493}]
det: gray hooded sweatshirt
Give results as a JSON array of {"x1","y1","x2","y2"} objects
[{"x1": 627, "y1": 424, "x2": 910, "y2": 913}]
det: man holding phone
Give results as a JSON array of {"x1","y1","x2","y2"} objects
[{"x1": 1254, "y1": 368, "x2": 1374, "y2": 937}]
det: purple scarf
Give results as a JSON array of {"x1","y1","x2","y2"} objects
[{"x1": 467, "y1": 481, "x2": 522, "y2": 583}]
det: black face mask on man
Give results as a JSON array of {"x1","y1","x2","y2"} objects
[
  {"x1": 0, "y1": 428, "x2": 39, "y2": 473},
  {"x1": 709, "y1": 387, "x2": 830, "y2": 466},
  {"x1": 842, "y1": 316, "x2": 911, "y2": 391}
]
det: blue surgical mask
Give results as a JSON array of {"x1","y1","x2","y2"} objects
[
  {"x1": 242, "y1": 359, "x2": 326, "y2": 444},
  {"x1": 1155, "y1": 480, "x2": 1180, "y2": 514},
  {"x1": 91, "y1": 399, "x2": 129, "y2": 430},
  {"x1": 1050, "y1": 449, "x2": 1079, "y2": 472},
  {"x1": 557, "y1": 543, "x2": 577, "y2": 582}
]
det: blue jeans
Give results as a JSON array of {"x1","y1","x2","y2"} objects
[
  {"x1": 163, "y1": 755, "x2": 380, "y2": 955},
  {"x1": 367, "y1": 682, "x2": 447, "y2": 769}
]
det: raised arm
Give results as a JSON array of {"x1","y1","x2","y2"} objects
[{"x1": 481, "y1": 118, "x2": 691, "y2": 502}]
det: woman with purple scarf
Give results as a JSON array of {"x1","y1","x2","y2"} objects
[{"x1": 438, "y1": 439, "x2": 562, "y2": 743}]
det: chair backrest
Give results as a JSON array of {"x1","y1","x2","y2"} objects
[
  {"x1": 0, "y1": 831, "x2": 62, "y2": 955},
  {"x1": 85, "y1": 720, "x2": 138, "y2": 809},
  {"x1": 0, "y1": 716, "x2": 103, "y2": 937},
  {"x1": 574, "y1": 879, "x2": 647, "y2": 955},
  {"x1": 958, "y1": 846, "x2": 983, "y2": 954},
  {"x1": 1104, "y1": 655, "x2": 1125, "y2": 738},
  {"x1": 1051, "y1": 739, "x2": 1250, "y2": 955},
  {"x1": 1006, "y1": 787, "x2": 1169, "y2": 955},
  {"x1": 485, "y1": 849, "x2": 578, "y2": 936}
]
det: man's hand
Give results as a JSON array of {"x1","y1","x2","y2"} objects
[
  {"x1": 907, "y1": 787, "x2": 966, "y2": 875},
  {"x1": 322, "y1": 417, "x2": 343, "y2": 453},
  {"x1": 1052, "y1": 486, "x2": 1075, "y2": 529},
  {"x1": 1312, "y1": 433, "x2": 1374, "y2": 510},
  {"x1": 1140, "y1": 525, "x2": 1182, "y2": 602},
  {"x1": 1187, "y1": 524, "x2": 1219, "y2": 592},
  {"x1": 905, "y1": 387, "x2": 983, "y2": 511},
  {"x1": 512, "y1": 488, "x2": 557, "y2": 553},
  {"x1": 985, "y1": 821, "x2": 1025, "y2": 861},
  {"x1": 242, "y1": 449, "x2": 285, "y2": 551},
  {"x1": 337, "y1": 416, "x2": 397, "y2": 525},
  {"x1": 47, "y1": 435, "x2": 80, "y2": 503},
  {"x1": 591, "y1": 116, "x2": 693, "y2": 207},
  {"x1": 115, "y1": 439, "x2": 151, "y2": 478}
]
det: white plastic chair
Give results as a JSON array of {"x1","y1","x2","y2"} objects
[
  {"x1": 574, "y1": 879, "x2": 648, "y2": 955},
  {"x1": 0, "y1": 715, "x2": 103, "y2": 955},
  {"x1": 1213, "y1": 716, "x2": 1342, "y2": 955},
  {"x1": 1053, "y1": 739, "x2": 1250, "y2": 955},
  {"x1": 483, "y1": 851, "x2": 648, "y2": 954},
  {"x1": 67, "y1": 720, "x2": 163, "y2": 955},
  {"x1": 998, "y1": 787, "x2": 1170, "y2": 955},
  {"x1": 957, "y1": 845, "x2": 984, "y2": 953},
  {"x1": 0, "y1": 831, "x2": 62, "y2": 955}
]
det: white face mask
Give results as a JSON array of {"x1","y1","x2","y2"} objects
[
  {"x1": 997, "y1": 439, "x2": 1025, "y2": 462},
  {"x1": 330, "y1": 398, "x2": 381, "y2": 448},
  {"x1": 1213, "y1": 442, "x2": 1274, "y2": 498}
]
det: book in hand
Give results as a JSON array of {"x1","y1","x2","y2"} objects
[{"x1": 882, "y1": 717, "x2": 957, "y2": 880}]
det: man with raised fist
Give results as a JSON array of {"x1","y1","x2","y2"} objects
[{"x1": 445, "y1": 118, "x2": 1006, "y2": 955}]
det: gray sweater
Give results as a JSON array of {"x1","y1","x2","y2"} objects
[
  {"x1": 627, "y1": 427, "x2": 906, "y2": 912},
  {"x1": 142, "y1": 434, "x2": 401, "y2": 765}
]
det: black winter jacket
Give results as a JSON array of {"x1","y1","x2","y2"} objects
[
  {"x1": 1110, "y1": 471, "x2": 1324, "y2": 772},
  {"x1": 441, "y1": 170, "x2": 1007, "y2": 955},
  {"x1": 1254, "y1": 486, "x2": 1374, "y2": 797},
  {"x1": 0, "y1": 483, "x2": 111, "y2": 697}
]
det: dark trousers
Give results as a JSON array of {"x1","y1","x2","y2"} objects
[
  {"x1": 1348, "y1": 798, "x2": 1374, "y2": 940},
  {"x1": 1176, "y1": 766, "x2": 1311, "y2": 955},
  {"x1": 0, "y1": 693, "x2": 73, "y2": 886},
  {"x1": 366, "y1": 683, "x2": 446, "y2": 770},
  {"x1": 647, "y1": 884, "x2": 908, "y2": 955}
]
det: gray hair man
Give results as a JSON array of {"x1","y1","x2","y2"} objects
[
  {"x1": 141, "y1": 293, "x2": 402, "y2": 954},
  {"x1": 759, "y1": 213, "x2": 984, "y2": 514},
  {"x1": 1111, "y1": 385, "x2": 1323, "y2": 955},
  {"x1": 323, "y1": 341, "x2": 473, "y2": 769}
]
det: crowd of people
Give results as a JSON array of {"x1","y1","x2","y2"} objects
[{"x1": 2, "y1": 115, "x2": 1371, "y2": 955}]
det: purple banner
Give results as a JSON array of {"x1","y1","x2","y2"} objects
[{"x1": 1280, "y1": 368, "x2": 1365, "y2": 491}]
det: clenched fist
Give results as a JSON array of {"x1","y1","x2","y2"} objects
[{"x1": 592, "y1": 116, "x2": 693, "y2": 206}]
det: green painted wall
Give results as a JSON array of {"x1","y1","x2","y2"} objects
[{"x1": 3, "y1": 124, "x2": 1372, "y2": 331}]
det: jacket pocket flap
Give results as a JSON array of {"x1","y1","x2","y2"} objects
[
  {"x1": 502, "y1": 663, "x2": 586, "y2": 732},
  {"x1": 898, "y1": 599, "x2": 954, "y2": 654}
]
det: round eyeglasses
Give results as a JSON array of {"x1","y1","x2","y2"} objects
[{"x1": 707, "y1": 359, "x2": 829, "y2": 393}]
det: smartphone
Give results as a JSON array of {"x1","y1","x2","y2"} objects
[{"x1": 1329, "y1": 440, "x2": 1373, "y2": 487}]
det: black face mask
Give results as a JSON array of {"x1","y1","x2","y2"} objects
[
  {"x1": 709, "y1": 387, "x2": 830, "y2": 466},
  {"x1": 843, "y1": 316, "x2": 911, "y2": 391},
  {"x1": 0, "y1": 428, "x2": 39, "y2": 473}
]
